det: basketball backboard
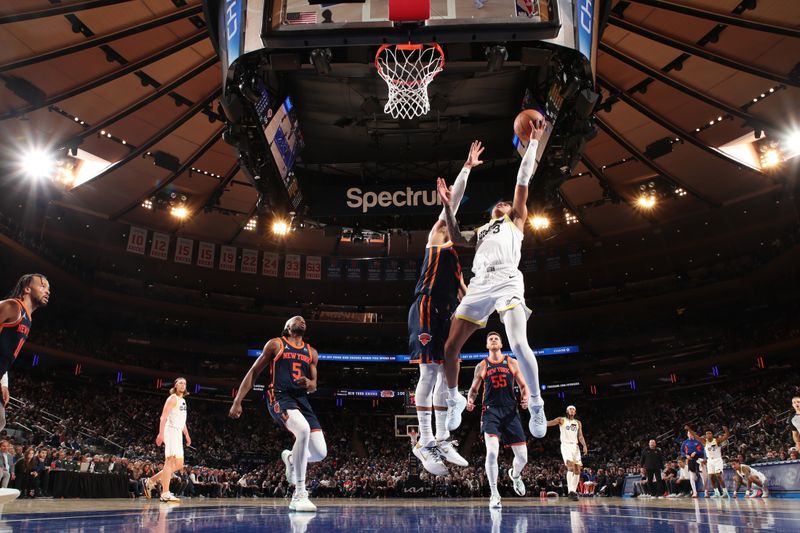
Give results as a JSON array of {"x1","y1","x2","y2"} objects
[{"x1": 263, "y1": 0, "x2": 561, "y2": 47}]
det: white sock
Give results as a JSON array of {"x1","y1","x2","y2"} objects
[
  {"x1": 417, "y1": 409, "x2": 434, "y2": 447},
  {"x1": 447, "y1": 386, "x2": 459, "y2": 399},
  {"x1": 567, "y1": 471, "x2": 575, "y2": 492},
  {"x1": 502, "y1": 306, "x2": 541, "y2": 398},
  {"x1": 433, "y1": 369, "x2": 450, "y2": 441},
  {"x1": 285, "y1": 410, "x2": 310, "y2": 494},
  {"x1": 689, "y1": 472, "x2": 697, "y2": 494},
  {"x1": 485, "y1": 435, "x2": 499, "y2": 495},
  {"x1": 511, "y1": 446, "x2": 527, "y2": 477}
]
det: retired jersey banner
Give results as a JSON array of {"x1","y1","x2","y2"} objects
[
  {"x1": 326, "y1": 258, "x2": 343, "y2": 280},
  {"x1": 219, "y1": 245, "x2": 237, "y2": 272},
  {"x1": 241, "y1": 249, "x2": 258, "y2": 274},
  {"x1": 262, "y1": 252, "x2": 279, "y2": 277},
  {"x1": 174, "y1": 238, "x2": 194, "y2": 265},
  {"x1": 366, "y1": 259, "x2": 382, "y2": 282},
  {"x1": 126, "y1": 226, "x2": 147, "y2": 255},
  {"x1": 384, "y1": 259, "x2": 400, "y2": 281},
  {"x1": 305, "y1": 255, "x2": 322, "y2": 280},
  {"x1": 150, "y1": 232, "x2": 169, "y2": 260},
  {"x1": 284, "y1": 254, "x2": 301, "y2": 279},
  {"x1": 345, "y1": 260, "x2": 362, "y2": 281},
  {"x1": 197, "y1": 242, "x2": 215, "y2": 268},
  {"x1": 403, "y1": 259, "x2": 419, "y2": 282}
]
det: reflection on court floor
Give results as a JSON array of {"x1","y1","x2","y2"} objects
[{"x1": 0, "y1": 497, "x2": 798, "y2": 532}]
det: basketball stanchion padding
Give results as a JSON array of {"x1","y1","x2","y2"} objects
[{"x1": 389, "y1": 0, "x2": 430, "y2": 22}]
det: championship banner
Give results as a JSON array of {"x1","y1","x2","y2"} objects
[
  {"x1": 545, "y1": 249, "x2": 561, "y2": 271},
  {"x1": 262, "y1": 252, "x2": 279, "y2": 277},
  {"x1": 567, "y1": 245, "x2": 583, "y2": 267},
  {"x1": 520, "y1": 250, "x2": 536, "y2": 273},
  {"x1": 197, "y1": 242, "x2": 215, "y2": 269},
  {"x1": 126, "y1": 226, "x2": 147, "y2": 255},
  {"x1": 150, "y1": 232, "x2": 169, "y2": 260},
  {"x1": 305, "y1": 255, "x2": 321, "y2": 280},
  {"x1": 219, "y1": 245, "x2": 237, "y2": 272},
  {"x1": 174, "y1": 237, "x2": 194, "y2": 265},
  {"x1": 241, "y1": 249, "x2": 258, "y2": 274},
  {"x1": 285, "y1": 254, "x2": 301, "y2": 279}
]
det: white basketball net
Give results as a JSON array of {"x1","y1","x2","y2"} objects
[{"x1": 375, "y1": 43, "x2": 444, "y2": 120}]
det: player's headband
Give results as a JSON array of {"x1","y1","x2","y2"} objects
[{"x1": 566, "y1": 405, "x2": 576, "y2": 412}]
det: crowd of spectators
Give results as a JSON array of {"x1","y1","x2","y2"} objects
[{"x1": 1, "y1": 365, "x2": 796, "y2": 500}]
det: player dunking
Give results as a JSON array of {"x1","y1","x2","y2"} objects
[
  {"x1": 547, "y1": 405, "x2": 588, "y2": 501},
  {"x1": 229, "y1": 316, "x2": 327, "y2": 512},
  {"x1": 409, "y1": 141, "x2": 482, "y2": 475},
  {"x1": 466, "y1": 332, "x2": 529, "y2": 508},
  {"x1": 686, "y1": 424, "x2": 730, "y2": 498},
  {"x1": 144, "y1": 377, "x2": 191, "y2": 502},
  {"x1": 437, "y1": 120, "x2": 548, "y2": 438}
]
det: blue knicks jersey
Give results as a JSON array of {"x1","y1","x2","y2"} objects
[
  {"x1": 0, "y1": 299, "x2": 31, "y2": 361},
  {"x1": 414, "y1": 242, "x2": 461, "y2": 302},
  {"x1": 270, "y1": 337, "x2": 313, "y2": 395},
  {"x1": 482, "y1": 356, "x2": 517, "y2": 408}
]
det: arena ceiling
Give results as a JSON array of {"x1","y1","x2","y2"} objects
[{"x1": 0, "y1": 0, "x2": 798, "y2": 254}]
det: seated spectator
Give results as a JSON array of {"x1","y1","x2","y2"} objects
[{"x1": 14, "y1": 447, "x2": 37, "y2": 498}]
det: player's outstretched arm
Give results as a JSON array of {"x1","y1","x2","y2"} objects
[
  {"x1": 466, "y1": 362, "x2": 485, "y2": 412},
  {"x1": 546, "y1": 417, "x2": 562, "y2": 428},
  {"x1": 684, "y1": 425, "x2": 701, "y2": 442},
  {"x1": 437, "y1": 177, "x2": 477, "y2": 247},
  {"x1": 718, "y1": 425, "x2": 731, "y2": 444},
  {"x1": 429, "y1": 141, "x2": 484, "y2": 245},
  {"x1": 229, "y1": 339, "x2": 280, "y2": 418},
  {"x1": 512, "y1": 120, "x2": 546, "y2": 227}
]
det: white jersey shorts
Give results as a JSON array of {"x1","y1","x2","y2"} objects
[
  {"x1": 561, "y1": 443, "x2": 582, "y2": 466},
  {"x1": 164, "y1": 426, "x2": 184, "y2": 459},
  {"x1": 707, "y1": 457, "x2": 724, "y2": 475},
  {"x1": 455, "y1": 269, "x2": 532, "y2": 327}
]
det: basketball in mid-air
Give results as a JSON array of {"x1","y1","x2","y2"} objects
[{"x1": 514, "y1": 109, "x2": 545, "y2": 140}]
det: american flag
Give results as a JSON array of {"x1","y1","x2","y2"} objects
[{"x1": 286, "y1": 11, "x2": 318, "y2": 24}]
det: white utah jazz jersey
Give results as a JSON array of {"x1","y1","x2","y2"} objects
[
  {"x1": 166, "y1": 395, "x2": 187, "y2": 431},
  {"x1": 705, "y1": 438, "x2": 722, "y2": 461},
  {"x1": 473, "y1": 215, "x2": 524, "y2": 274},
  {"x1": 560, "y1": 417, "x2": 580, "y2": 445}
]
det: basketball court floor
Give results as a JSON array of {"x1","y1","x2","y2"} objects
[{"x1": 1, "y1": 497, "x2": 797, "y2": 532}]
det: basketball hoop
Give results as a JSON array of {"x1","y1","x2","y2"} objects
[{"x1": 375, "y1": 43, "x2": 444, "y2": 120}]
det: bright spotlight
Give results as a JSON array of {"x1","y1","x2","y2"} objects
[
  {"x1": 529, "y1": 215, "x2": 550, "y2": 231},
  {"x1": 786, "y1": 130, "x2": 800, "y2": 155},
  {"x1": 272, "y1": 220, "x2": 290, "y2": 236},
  {"x1": 19, "y1": 149, "x2": 55, "y2": 179},
  {"x1": 245, "y1": 217, "x2": 257, "y2": 231},
  {"x1": 760, "y1": 149, "x2": 781, "y2": 168},
  {"x1": 637, "y1": 194, "x2": 657, "y2": 209},
  {"x1": 170, "y1": 206, "x2": 189, "y2": 219}
]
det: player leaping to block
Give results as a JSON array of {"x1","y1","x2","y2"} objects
[
  {"x1": 408, "y1": 142, "x2": 482, "y2": 476},
  {"x1": 437, "y1": 119, "x2": 548, "y2": 439}
]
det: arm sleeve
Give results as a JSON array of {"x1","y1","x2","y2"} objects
[
  {"x1": 438, "y1": 167, "x2": 471, "y2": 221},
  {"x1": 1, "y1": 373, "x2": 7, "y2": 388},
  {"x1": 516, "y1": 140, "x2": 539, "y2": 187}
]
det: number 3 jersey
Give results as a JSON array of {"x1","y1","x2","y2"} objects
[
  {"x1": 270, "y1": 337, "x2": 313, "y2": 396},
  {"x1": 482, "y1": 356, "x2": 517, "y2": 407}
]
